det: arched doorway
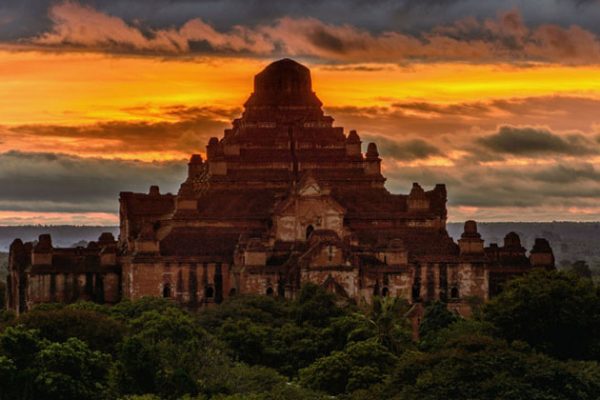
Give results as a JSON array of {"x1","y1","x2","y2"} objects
[
  {"x1": 450, "y1": 286, "x2": 459, "y2": 299},
  {"x1": 162, "y1": 283, "x2": 171, "y2": 298},
  {"x1": 305, "y1": 225, "x2": 314, "y2": 239}
]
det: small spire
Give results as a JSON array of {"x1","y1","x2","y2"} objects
[
  {"x1": 504, "y1": 232, "x2": 522, "y2": 248},
  {"x1": 189, "y1": 154, "x2": 203, "y2": 164},
  {"x1": 149, "y1": 185, "x2": 160, "y2": 196},
  {"x1": 366, "y1": 142, "x2": 379, "y2": 158},
  {"x1": 347, "y1": 130, "x2": 361, "y2": 143}
]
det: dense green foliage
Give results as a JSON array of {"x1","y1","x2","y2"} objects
[
  {"x1": 418, "y1": 300, "x2": 458, "y2": 340},
  {"x1": 0, "y1": 271, "x2": 599, "y2": 399},
  {"x1": 483, "y1": 270, "x2": 600, "y2": 360}
]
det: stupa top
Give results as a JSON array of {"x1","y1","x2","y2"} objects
[{"x1": 244, "y1": 58, "x2": 322, "y2": 108}]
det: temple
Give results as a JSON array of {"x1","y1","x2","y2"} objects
[{"x1": 6, "y1": 59, "x2": 554, "y2": 314}]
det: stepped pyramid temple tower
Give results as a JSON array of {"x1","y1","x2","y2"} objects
[{"x1": 6, "y1": 59, "x2": 555, "y2": 314}]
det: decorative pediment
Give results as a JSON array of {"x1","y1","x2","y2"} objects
[
  {"x1": 298, "y1": 174, "x2": 322, "y2": 197},
  {"x1": 273, "y1": 184, "x2": 347, "y2": 242}
]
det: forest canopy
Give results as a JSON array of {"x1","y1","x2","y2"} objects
[{"x1": 1, "y1": 270, "x2": 599, "y2": 400}]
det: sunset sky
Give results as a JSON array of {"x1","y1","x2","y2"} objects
[{"x1": 1, "y1": 0, "x2": 600, "y2": 225}]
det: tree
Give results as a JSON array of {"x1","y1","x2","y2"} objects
[
  {"x1": 199, "y1": 287, "x2": 361, "y2": 378},
  {"x1": 0, "y1": 326, "x2": 112, "y2": 400},
  {"x1": 198, "y1": 294, "x2": 291, "y2": 331},
  {"x1": 360, "y1": 296, "x2": 413, "y2": 355},
  {"x1": 294, "y1": 283, "x2": 344, "y2": 327},
  {"x1": 383, "y1": 333, "x2": 600, "y2": 400},
  {"x1": 299, "y1": 339, "x2": 398, "y2": 395},
  {"x1": 483, "y1": 270, "x2": 600, "y2": 360},
  {"x1": 418, "y1": 301, "x2": 458, "y2": 342},
  {"x1": 570, "y1": 260, "x2": 593, "y2": 279},
  {"x1": 114, "y1": 307, "x2": 230, "y2": 399},
  {"x1": 0, "y1": 355, "x2": 17, "y2": 400},
  {"x1": 0, "y1": 325, "x2": 46, "y2": 399},
  {"x1": 34, "y1": 338, "x2": 112, "y2": 400},
  {"x1": 109, "y1": 296, "x2": 180, "y2": 321},
  {"x1": 219, "y1": 318, "x2": 273, "y2": 365},
  {"x1": 17, "y1": 307, "x2": 125, "y2": 354}
]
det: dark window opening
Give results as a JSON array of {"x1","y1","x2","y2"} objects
[
  {"x1": 426, "y1": 264, "x2": 435, "y2": 300},
  {"x1": 412, "y1": 264, "x2": 422, "y2": 302},
  {"x1": 373, "y1": 282, "x2": 380, "y2": 296},
  {"x1": 306, "y1": 225, "x2": 314, "y2": 239},
  {"x1": 328, "y1": 245, "x2": 333, "y2": 261},
  {"x1": 439, "y1": 263, "x2": 448, "y2": 302},
  {"x1": 162, "y1": 283, "x2": 171, "y2": 298},
  {"x1": 450, "y1": 286, "x2": 459, "y2": 299},
  {"x1": 205, "y1": 286, "x2": 214, "y2": 298},
  {"x1": 266, "y1": 287, "x2": 274, "y2": 296},
  {"x1": 382, "y1": 287, "x2": 389, "y2": 297},
  {"x1": 229, "y1": 288, "x2": 237, "y2": 296}
]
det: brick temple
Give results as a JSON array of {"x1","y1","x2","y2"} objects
[{"x1": 6, "y1": 59, "x2": 555, "y2": 314}]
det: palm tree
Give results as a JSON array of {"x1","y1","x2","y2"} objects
[{"x1": 358, "y1": 296, "x2": 413, "y2": 355}]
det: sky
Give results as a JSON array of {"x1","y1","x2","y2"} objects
[{"x1": 1, "y1": 0, "x2": 600, "y2": 225}]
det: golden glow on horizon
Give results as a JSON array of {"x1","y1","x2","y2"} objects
[
  {"x1": 2, "y1": 51, "x2": 600, "y2": 128},
  {"x1": 0, "y1": 211, "x2": 119, "y2": 226}
]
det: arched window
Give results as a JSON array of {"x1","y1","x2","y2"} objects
[
  {"x1": 205, "y1": 286, "x2": 214, "y2": 298},
  {"x1": 306, "y1": 225, "x2": 314, "y2": 239},
  {"x1": 266, "y1": 287, "x2": 274, "y2": 296},
  {"x1": 229, "y1": 288, "x2": 237, "y2": 296},
  {"x1": 382, "y1": 287, "x2": 389, "y2": 297},
  {"x1": 162, "y1": 283, "x2": 171, "y2": 298},
  {"x1": 450, "y1": 286, "x2": 459, "y2": 299}
]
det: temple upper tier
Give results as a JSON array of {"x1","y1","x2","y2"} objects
[{"x1": 192, "y1": 58, "x2": 388, "y2": 192}]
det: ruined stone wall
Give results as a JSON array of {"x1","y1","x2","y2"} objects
[
  {"x1": 122, "y1": 260, "x2": 234, "y2": 306},
  {"x1": 301, "y1": 266, "x2": 358, "y2": 298},
  {"x1": 238, "y1": 267, "x2": 283, "y2": 297},
  {"x1": 25, "y1": 271, "x2": 120, "y2": 309}
]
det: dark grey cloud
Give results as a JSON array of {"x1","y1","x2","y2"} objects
[
  {"x1": 531, "y1": 163, "x2": 600, "y2": 183},
  {"x1": 0, "y1": 150, "x2": 185, "y2": 213},
  {"x1": 477, "y1": 126, "x2": 599, "y2": 156},
  {"x1": 363, "y1": 135, "x2": 442, "y2": 161},
  {"x1": 2, "y1": 1, "x2": 600, "y2": 64},
  {"x1": 9, "y1": 0, "x2": 599, "y2": 34},
  {"x1": 384, "y1": 161, "x2": 600, "y2": 211}
]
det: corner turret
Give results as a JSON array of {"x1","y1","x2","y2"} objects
[
  {"x1": 529, "y1": 238, "x2": 555, "y2": 269},
  {"x1": 458, "y1": 220, "x2": 484, "y2": 254}
]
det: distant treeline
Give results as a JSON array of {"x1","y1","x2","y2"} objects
[{"x1": 0, "y1": 226, "x2": 119, "y2": 251}]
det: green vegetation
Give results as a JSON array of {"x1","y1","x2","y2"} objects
[{"x1": 1, "y1": 273, "x2": 599, "y2": 399}]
